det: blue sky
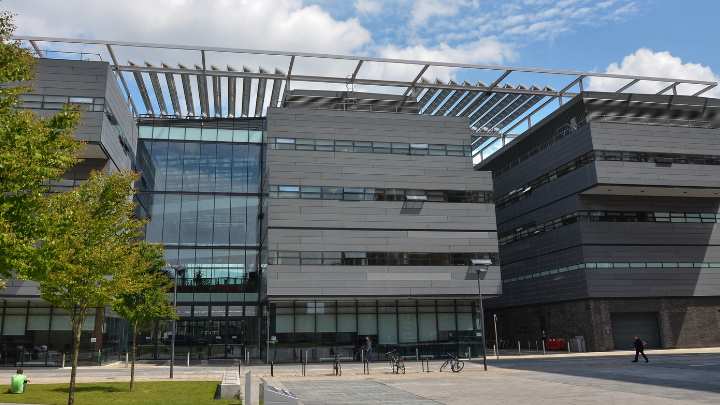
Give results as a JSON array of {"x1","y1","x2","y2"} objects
[{"x1": 7, "y1": 0, "x2": 719, "y2": 98}]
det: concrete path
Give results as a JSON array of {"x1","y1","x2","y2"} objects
[
  {"x1": 282, "y1": 380, "x2": 440, "y2": 405},
  {"x1": 1, "y1": 348, "x2": 719, "y2": 404}
]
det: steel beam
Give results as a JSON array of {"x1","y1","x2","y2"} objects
[
  {"x1": 227, "y1": 65, "x2": 237, "y2": 117},
  {"x1": 178, "y1": 64, "x2": 195, "y2": 117},
  {"x1": 269, "y1": 69, "x2": 284, "y2": 109},
  {"x1": 693, "y1": 83, "x2": 717, "y2": 97},
  {"x1": 350, "y1": 60, "x2": 364, "y2": 83},
  {"x1": 105, "y1": 44, "x2": 138, "y2": 115},
  {"x1": 422, "y1": 81, "x2": 454, "y2": 115},
  {"x1": 161, "y1": 64, "x2": 181, "y2": 116},
  {"x1": 29, "y1": 40, "x2": 43, "y2": 57},
  {"x1": 616, "y1": 79, "x2": 639, "y2": 93},
  {"x1": 241, "y1": 66, "x2": 252, "y2": 117},
  {"x1": 16, "y1": 36, "x2": 717, "y2": 90},
  {"x1": 195, "y1": 64, "x2": 210, "y2": 117},
  {"x1": 146, "y1": 63, "x2": 168, "y2": 115},
  {"x1": 495, "y1": 94, "x2": 543, "y2": 129},
  {"x1": 402, "y1": 64, "x2": 430, "y2": 97},
  {"x1": 281, "y1": 56, "x2": 295, "y2": 105},
  {"x1": 211, "y1": 65, "x2": 222, "y2": 116},
  {"x1": 128, "y1": 62, "x2": 154, "y2": 115},
  {"x1": 657, "y1": 82, "x2": 678, "y2": 95},
  {"x1": 255, "y1": 68, "x2": 268, "y2": 117}
]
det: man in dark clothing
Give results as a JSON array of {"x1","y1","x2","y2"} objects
[{"x1": 632, "y1": 336, "x2": 648, "y2": 363}]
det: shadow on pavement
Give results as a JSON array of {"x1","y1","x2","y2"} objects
[{"x1": 485, "y1": 353, "x2": 720, "y2": 395}]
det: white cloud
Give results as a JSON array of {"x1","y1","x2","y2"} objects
[
  {"x1": 355, "y1": 0, "x2": 382, "y2": 15},
  {"x1": 8, "y1": 0, "x2": 371, "y2": 55},
  {"x1": 371, "y1": 38, "x2": 515, "y2": 85},
  {"x1": 379, "y1": 39, "x2": 514, "y2": 66},
  {"x1": 411, "y1": 0, "x2": 463, "y2": 26},
  {"x1": 589, "y1": 48, "x2": 720, "y2": 98}
]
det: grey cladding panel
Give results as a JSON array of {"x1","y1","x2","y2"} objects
[
  {"x1": 590, "y1": 122, "x2": 720, "y2": 156},
  {"x1": 267, "y1": 107, "x2": 471, "y2": 144},
  {"x1": 268, "y1": 200, "x2": 497, "y2": 231},
  {"x1": 267, "y1": 228, "x2": 498, "y2": 253},
  {"x1": 267, "y1": 149, "x2": 490, "y2": 191}
]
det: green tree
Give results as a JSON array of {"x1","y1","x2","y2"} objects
[
  {"x1": 113, "y1": 243, "x2": 177, "y2": 392},
  {"x1": 37, "y1": 171, "x2": 148, "y2": 405},
  {"x1": 0, "y1": 10, "x2": 82, "y2": 284}
]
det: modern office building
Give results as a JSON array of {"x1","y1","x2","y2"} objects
[
  {"x1": 477, "y1": 91, "x2": 720, "y2": 350},
  {"x1": 1, "y1": 58, "x2": 137, "y2": 365},
  {"x1": 2, "y1": 36, "x2": 718, "y2": 364},
  {"x1": 264, "y1": 92, "x2": 499, "y2": 360}
]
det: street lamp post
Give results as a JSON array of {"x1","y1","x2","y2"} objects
[
  {"x1": 493, "y1": 313, "x2": 499, "y2": 360},
  {"x1": 169, "y1": 265, "x2": 181, "y2": 379},
  {"x1": 469, "y1": 258, "x2": 492, "y2": 372}
]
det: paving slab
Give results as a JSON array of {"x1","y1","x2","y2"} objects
[{"x1": 282, "y1": 380, "x2": 440, "y2": 405}]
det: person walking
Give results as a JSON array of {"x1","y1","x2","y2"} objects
[
  {"x1": 632, "y1": 336, "x2": 648, "y2": 363},
  {"x1": 364, "y1": 336, "x2": 373, "y2": 362}
]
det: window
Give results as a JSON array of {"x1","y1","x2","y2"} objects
[
  {"x1": 410, "y1": 143, "x2": 429, "y2": 155},
  {"x1": 301, "y1": 186, "x2": 322, "y2": 199},
  {"x1": 274, "y1": 138, "x2": 295, "y2": 149},
  {"x1": 335, "y1": 140, "x2": 353, "y2": 152},
  {"x1": 269, "y1": 251, "x2": 498, "y2": 266},
  {"x1": 278, "y1": 186, "x2": 300, "y2": 198},
  {"x1": 373, "y1": 142, "x2": 391, "y2": 154},
  {"x1": 354, "y1": 141, "x2": 372, "y2": 153},
  {"x1": 343, "y1": 187, "x2": 365, "y2": 201},
  {"x1": 391, "y1": 143, "x2": 409, "y2": 155},
  {"x1": 295, "y1": 139, "x2": 315, "y2": 150},
  {"x1": 315, "y1": 139, "x2": 333, "y2": 151}
]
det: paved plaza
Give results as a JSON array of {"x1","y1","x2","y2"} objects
[{"x1": 1, "y1": 349, "x2": 719, "y2": 404}]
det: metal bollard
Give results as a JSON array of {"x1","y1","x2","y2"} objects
[
  {"x1": 542, "y1": 340, "x2": 546, "y2": 355},
  {"x1": 62, "y1": 352, "x2": 66, "y2": 368},
  {"x1": 567, "y1": 341, "x2": 571, "y2": 353},
  {"x1": 517, "y1": 341, "x2": 521, "y2": 354},
  {"x1": 125, "y1": 352, "x2": 129, "y2": 368},
  {"x1": 187, "y1": 352, "x2": 191, "y2": 367}
]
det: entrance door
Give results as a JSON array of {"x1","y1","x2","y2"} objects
[{"x1": 611, "y1": 312, "x2": 661, "y2": 350}]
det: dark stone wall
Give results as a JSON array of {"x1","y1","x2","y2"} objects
[{"x1": 489, "y1": 297, "x2": 720, "y2": 351}]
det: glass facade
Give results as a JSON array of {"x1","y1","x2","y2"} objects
[
  {"x1": 0, "y1": 300, "x2": 126, "y2": 367},
  {"x1": 137, "y1": 119, "x2": 264, "y2": 360},
  {"x1": 269, "y1": 299, "x2": 484, "y2": 362}
]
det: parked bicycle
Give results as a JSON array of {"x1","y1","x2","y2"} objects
[
  {"x1": 439, "y1": 352, "x2": 464, "y2": 372},
  {"x1": 384, "y1": 349, "x2": 406, "y2": 374}
]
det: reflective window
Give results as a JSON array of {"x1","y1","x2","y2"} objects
[
  {"x1": 269, "y1": 185, "x2": 492, "y2": 203},
  {"x1": 268, "y1": 251, "x2": 497, "y2": 266},
  {"x1": 269, "y1": 137, "x2": 470, "y2": 157}
]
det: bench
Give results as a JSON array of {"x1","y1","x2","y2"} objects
[{"x1": 218, "y1": 370, "x2": 242, "y2": 399}]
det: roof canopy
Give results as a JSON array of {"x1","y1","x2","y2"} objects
[{"x1": 16, "y1": 36, "x2": 718, "y2": 161}]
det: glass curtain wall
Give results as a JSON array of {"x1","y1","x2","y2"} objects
[
  {"x1": 137, "y1": 119, "x2": 264, "y2": 360},
  {"x1": 269, "y1": 299, "x2": 482, "y2": 362}
]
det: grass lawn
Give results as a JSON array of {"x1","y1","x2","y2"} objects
[{"x1": 0, "y1": 381, "x2": 240, "y2": 405}]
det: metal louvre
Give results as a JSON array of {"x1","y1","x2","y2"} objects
[{"x1": 17, "y1": 36, "x2": 718, "y2": 160}]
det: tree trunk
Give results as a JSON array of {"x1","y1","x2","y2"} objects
[
  {"x1": 67, "y1": 308, "x2": 84, "y2": 405},
  {"x1": 130, "y1": 322, "x2": 137, "y2": 392}
]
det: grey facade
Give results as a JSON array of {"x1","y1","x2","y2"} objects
[
  {"x1": 479, "y1": 91, "x2": 720, "y2": 351},
  {"x1": 264, "y1": 100, "x2": 500, "y2": 358},
  {"x1": 0, "y1": 59, "x2": 136, "y2": 365}
]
